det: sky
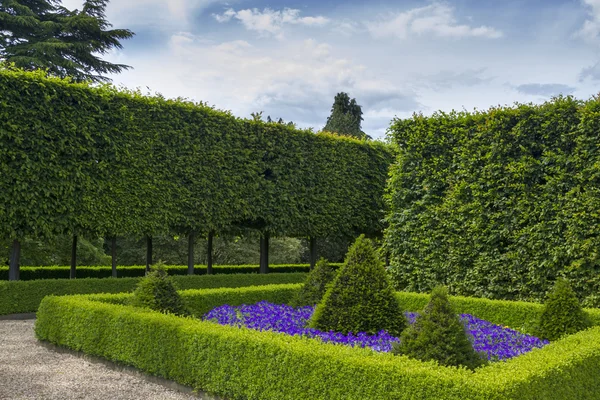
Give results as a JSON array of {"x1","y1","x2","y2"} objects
[{"x1": 59, "y1": 0, "x2": 600, "y2": 140}]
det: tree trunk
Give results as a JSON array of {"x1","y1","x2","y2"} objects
[
  {"x1": 9, "y1": 239, "x2": 21, "y2": 281},
  {"x1": 309, "y1": 237, "x2": 317, "y2": 270},
  {"x1": 145, "y1": 235, "x2": 153, "y2": 274},
  {"x1": 111, "y1": 237, "x2": 117, "y2": 278},
  {"x1": 259, "y1": 232, "x2": 270, "y2": 274},
  {"x1": 207, "y1": 231, "x2": 214, "y2": 275},
  {"x1": 188, "y1": 231, "x2": 195, "y2": 275},
  {"x1": 70, "y1": 235, "x2": 77, "y2": 279}
]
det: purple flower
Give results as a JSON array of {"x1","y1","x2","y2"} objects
[{"x1": 203, "y1": 301, "x2": 549, "y2": 360}]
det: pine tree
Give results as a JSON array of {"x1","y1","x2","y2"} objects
[
  {"x1": 290, "y1": 257, "x2": 337, "y2": 307},
  {"x1": 322, "y1": 92, "x2": 367, "y2": 139},
  {"x1": 130, "y1": 262, "x2": 189, "y2": 316},
  {"x1": 537, "y1": 278, "x2": 590, "y2": 341},
  {"x1": 392, "y1": 286, "x2": 486, "y2": 370},
  {"x1": 0, "y1": 0, "x2": 134, "y2": 83},
  {"x1": 309, "y1": 235, "x2": 407, "y2": 336}
]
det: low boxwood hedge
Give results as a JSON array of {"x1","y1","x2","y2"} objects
[
  {"x1": 0, "y1": 263, "x2": 342, "y2": 280},
  {"x1": 35, "y1": 285, "x2": 600, "y2": 399},
  {"x1": 0, "y1": 273, "x2": 307, "y2": 315}
]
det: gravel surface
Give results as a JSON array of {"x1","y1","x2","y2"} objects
[{"x1": 0, "y1": 319, "x2": 218, "y2": 400}]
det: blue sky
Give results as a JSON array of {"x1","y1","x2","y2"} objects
[{"x1": 60, "y1": 0, "x2": 600, "y2": 139}]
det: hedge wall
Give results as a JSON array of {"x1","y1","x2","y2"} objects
[
  {"x1": 0, "y1": 273, "x2": 307, "y2": 315},
  {"x1": 35, "y1": 285, "x2": 600, "y2": 399},
  {"x1": 0, "y1": 65, "x2": 394, "y2": 243},
  {"x1": 0, "y1": 263, "x2": 342, "y2": 280},
  {"x1": 385, "y1": 95, "x2": 600, "y2": 306}
]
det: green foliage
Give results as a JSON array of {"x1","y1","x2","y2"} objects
[
  {"x1": 129, "y1": 262, "x2": 189, "y2": 316},
  {"x1": 0, "y1": 66, "x2": 393, "y2": 247},
  {"x1": 537, "y1": 278, "x2": 591, "y2": 341},
  {"x1": 0, "y1": 272, "x2": 307, "y2": 315},
  {"x1": 310, "y1": 235, "x2": 407, "y2": 336},
  {"x1": 290, "y1": 258, "x2": 337, "y2": 307},
  {"x1": 0, "y1": 263, "x2": 341, "y2": 280},
  {"x1": 393, "y1": 286, "x2": 486, "y2": 370},
  {"x1": 385, "y1": 95, "x2": 600, "y2": 306},
  {"x1": 323, "y1": 92, "x2": 367, "y2": 139},
  {"x1": 0, "y1": 0, "x2": 134, "y2": 83},
  {"x1": 35, "y1": 286, "x2": 600, "y2": 400}
]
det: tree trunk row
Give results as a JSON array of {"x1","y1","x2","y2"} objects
[{"x1": 6, "y1": 234, "x2": 317, "y2": 281}]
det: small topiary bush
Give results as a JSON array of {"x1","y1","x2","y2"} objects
[
  {"x1": 537, "y1": 278, "x2": 591, "y2": 341},
  {"x1": 392, "y1": 286, "x2": 486, "y2": 371},
  {"x1": 290, "y1": 258, "x2": 337, "y2": 307},
  {"x1": 129, "y1": 262, "x2": 189, "y2": 316},
  {"x1": 309, "y1": 235, "x2": 407, "y2": 336}
]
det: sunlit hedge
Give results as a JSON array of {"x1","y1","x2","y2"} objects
[
  {"x1": 0, "y1": 273, "x2": 307, "y2": 315},
  {"x1": 0, "y1": 64, "x2": 393, "y2": 243},
  {"x1": 35, "y1": 285, "x2": 600, "y2": 399}
]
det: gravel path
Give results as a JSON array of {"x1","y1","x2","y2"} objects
[{"x1": 0, "y1": 320, "x2": 218, "y2": 400}]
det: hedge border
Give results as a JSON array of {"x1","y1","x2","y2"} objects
[
  {"x1": 0, "y1": 273, "x2": 307, "y2": 315},
  {"x1": 35, "y1": 285, "x2": 600, "y2": 399},
  {"x1": 0, "y1": 263, "x2": 342, "y2": 281}
]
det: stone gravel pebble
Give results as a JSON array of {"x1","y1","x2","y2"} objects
[{"x1": 0, "y1": 320, "x2": 217, "y2": 400}]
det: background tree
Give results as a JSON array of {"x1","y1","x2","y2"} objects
[
  {"x1": 0, "y1": 0, "x2": 134, "y2": 83},
  {"x1": 323, "y1": 92, "x2": 368, "y2": 139}
]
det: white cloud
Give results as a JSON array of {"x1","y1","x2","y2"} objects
[
  {"x1": 574, "y1": 0, "x2": 600, "y2": 43},
  {"x1": 367, "y1": 2, "x2": 502, "y2": 40},
  {"x1": 213, "y1": 8, "x2": 330, "y2": 38},
  {"x1": 107, "y1": 34, "x2": 420, "y2": 135}
]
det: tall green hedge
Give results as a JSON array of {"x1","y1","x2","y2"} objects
[
  {"x1": 385, "y1": 95, "x2": 600, "y2": 306},
  {"x1": 0, "y1": 64, "x2": 394, "y2": 244}
]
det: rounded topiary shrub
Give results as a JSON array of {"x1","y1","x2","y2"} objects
[
  {"x1": 392, "y1": 286, "x2": 486, "y2": 370},
  {"x1": 309, "y1": 235, "x2": 407, "y2": 337},
  {"x1": 290, "y1": 258, "x2": 337, "y2": 307},
  {"x1": 537, "y1": 278, "x2": 590, "y2": 341},
  {"x1": 130, "y1": 262, "x2": 189, "y2": 316}
]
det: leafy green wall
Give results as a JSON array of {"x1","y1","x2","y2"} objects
[
  {"x1": 385, "y1": 95, "x2": 600, "y2": 306},
  {"x1": 0, "y1": 65, "x2": 394, "y2": 244}
]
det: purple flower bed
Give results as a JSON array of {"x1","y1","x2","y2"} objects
[{"x1": 203, "y1": 301, "x2": 549, "y2": 360}]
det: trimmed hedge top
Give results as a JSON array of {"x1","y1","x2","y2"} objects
[
  {"x1": 0, "y1": 64, "x2": 394, "y2": 241},
  {"x1": 0, "y1": 263, "x2": 342, "y2": 280},
  {"x1": 34, "y1": 285, "x2": 600, "y2": 399}
]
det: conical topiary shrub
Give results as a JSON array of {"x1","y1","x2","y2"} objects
[
  {"x1": 130, "y1": 262, "x2": 189, "y2": 316},
  {"x1": 392, "y1": 286, "x2": 486, "y2": 370},
  {"x1": 309, "y1": 235, "x2": 407, "y2": 337},
  {"x1": 537, "y1": 278, "x2": 590, "y2": 341},
  {"x1": 290, "y1": 258, "x2": 337, "y2": 307}
]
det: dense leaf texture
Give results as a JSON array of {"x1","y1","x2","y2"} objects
[
  {"x1": 290, "y1": 257, "x2": 337, "y2": 307},
  {"x1": 35, "y1": 286, "x2": 600, "y2": 399},
  {"x1": 0, "y1": 66, "x2": 393, "y2": 244},
  {"x1": 393, "y1": 286, "x2": 486, "y2": 370},
  {"x1": 537, "y1": 278, "x2": 590, "y2": 341},
  {"x1": 385, "y1": 95, "x2": 600, "y2": 306},
  {"x1": 310, "y1": 235, "x2": 407, "y2": 336}
]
